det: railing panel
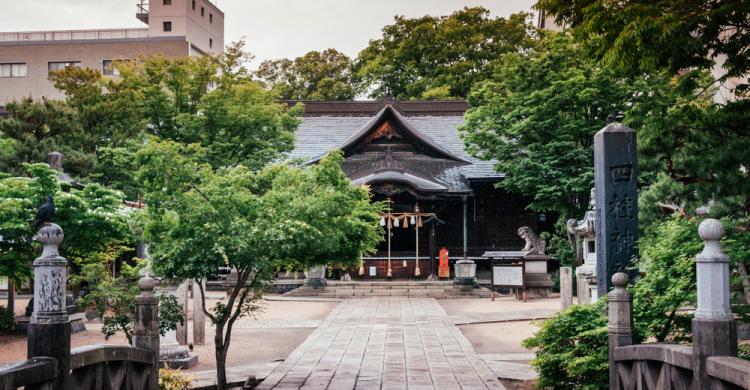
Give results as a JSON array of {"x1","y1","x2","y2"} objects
[
  {"x1": 614, "y1": 344, "x2": 694, "y2": 370},
  {"x1": 0, "y1": 357, "x2": 57, "y2": 389},
  {"x1": 69, "y1": 345, "x2": 155, "y2": 390},
  {"x1": 707, "y1": 356, "x2": 750, "y2": 389}
]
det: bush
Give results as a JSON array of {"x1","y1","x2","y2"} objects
[
  {"x1": 0, "y1": 305, "x2": 14, "y2": 333},
  {"x1": 159, "y1": 368, "x2": 191, "y2": 390},
  {"x1": 522, "y1": 303, "x2": 610, "y2": 390},
  {"x1": 739, "y1": 344, "x2": 750, "y2": 361}
]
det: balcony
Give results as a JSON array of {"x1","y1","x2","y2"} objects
[{"x1": 136, "y1": 1, "x2": 149, "y2": 25}]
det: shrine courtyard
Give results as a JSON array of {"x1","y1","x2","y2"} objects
[{"x1": 1, "y1": 293, "x2": 559, "y2": 389}]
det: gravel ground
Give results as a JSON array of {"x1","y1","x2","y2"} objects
[{"x1": 0, "y1": 294, "x2": 338, "y2": 372}]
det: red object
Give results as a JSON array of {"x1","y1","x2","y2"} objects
[{"x1": 439, "y1": 247, "x2": 450, "y2": 278}]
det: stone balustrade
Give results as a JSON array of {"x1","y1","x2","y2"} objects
[
  {"x1": 608, "y1": 219, "x2": 750, "y2": 390},
  {"x1": 0, "y1": 223, "x2": 159, "y2": 390}
]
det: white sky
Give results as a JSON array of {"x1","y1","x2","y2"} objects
[{"x1": 0, "y1": 0, "x2": 537, "y2": 68}]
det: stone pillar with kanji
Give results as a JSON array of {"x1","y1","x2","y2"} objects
[{"x1": 594, "y1": 122, "x2": 638, "y2": 297}]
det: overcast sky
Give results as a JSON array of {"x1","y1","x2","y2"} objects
[{"x1": 0, "y1": 0, "x2": 537, "y2": 68}]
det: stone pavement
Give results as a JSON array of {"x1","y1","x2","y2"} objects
[{"x1": 258, "y1": 297, "x2": 505, "y2": 389}]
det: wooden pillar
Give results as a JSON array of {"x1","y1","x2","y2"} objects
[
  {"x1": 134, "y1": 275, "x2": 160, "y2": 390},
  {"x1": 462, "y1": 196, "x2": 468, "y2": 259},
  {"x1": 192, "y1": 280, "x2": 206, "y2": 345},
  {"x1": 607, "y1": 272, "x2": 633, "y2": 390},
  {"x1": 560, "y1": 267, "x2": 573, "y2": 309},
  {"x1": 692, "y1": 219, "x2": 737, "y2": 389},
  {"x1": 7, "y1": 279, "x2": 14, "y2": 318},
  {"x1": 429, "y1": 223, "x2": 436, "y2": 278}
]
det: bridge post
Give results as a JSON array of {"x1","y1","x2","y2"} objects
[
  {"x1": 692, "y1": 219, "x2": 737, "y2": 389},
  {"x1": 608, "y1": 272, "x2": 633, "y2": 390},
  {"x1": 134, "y1": 274, "x2": 160, "y2": 390},
  {"x1": 28, "y1": 223, "x2": 71, "y2": 389}
]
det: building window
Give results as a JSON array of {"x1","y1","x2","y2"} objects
[
  {"x1": 102, "y1": 59, "x2": 134, "y2": 76},
  {"x1": 192, "y1": 0, "x2": 196, "y2": 10},
  {"x1": 0, "y1": 63, "x2": 27, "y2": 78},
  {"x1": 163, "y1": 0, "x2": 171, "y2": 4},
  {"x1": 163, "y1": 21, "x2": 172, "y2": 32},
  {"x1": 209, "y1": 38, "x2": 213, "y2": 48},
  {"x1": 48, "y1": 61, "x2": 81, "y2": 73},
  {"x1": 201, "y1": 7, "x2": 204, "y2": 16},
  {"x1": 210, "y1": 13, "x2": 213, "y2": 23}
]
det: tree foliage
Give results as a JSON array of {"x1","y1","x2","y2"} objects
[
  {"x1": 536, "y1": 0, "x2": 750, "y2": 217},
  {"x1": 536, "y1": 0, "x2": 750, "y2": 82},
  {"x1": 136, "y1": 140, "x2": 381, "y2": 389},
  {"x1": 70, "y1": 255, "x2": 183, "y2": 344},
  {"x1": 460, "y1": 33, "x2": 634, "y2": 217},
  {"x1": 354, "y1": 7, "x2": 534, "y2": 99},
  {"x1": 255, "y1": 49, "x2": 360, "y2": 100},
  {"x1": 0, "y1": 163, "x2": 128, "y2": 281}
]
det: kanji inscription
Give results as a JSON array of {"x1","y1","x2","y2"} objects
[{"x1": 594, "y1": 123, "x2": 638, "y2": 296}]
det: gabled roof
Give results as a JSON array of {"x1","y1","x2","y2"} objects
[
  {"x1": 306, "y1": 105, "x2": 469, "y2": 164},
  {"x1": 287, "y1": 101, "x2": 505, "y2": 186}
]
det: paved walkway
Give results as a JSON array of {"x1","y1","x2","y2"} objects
[{"x1": 258, "y1": 297, "x2": 505, "y2": 390}]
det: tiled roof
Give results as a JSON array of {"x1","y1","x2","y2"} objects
[{"x1": 288, "y1": 110, "x2": 503, "y2": 182}]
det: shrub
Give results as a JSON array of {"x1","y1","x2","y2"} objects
[
  {"x1": 0, "y1": 305, "x2": 15, "y2": 333},
  {"x1": 159, "y1": 368, "x2": 191, "y2": 390},
  {"x1": 739, "y1": 344, "x2": 750, "y2": 361},
  {"x1": 522, "y1": 302, "x2": 610, "y2": 389}
]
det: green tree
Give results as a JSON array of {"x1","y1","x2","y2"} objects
[
  {"x1": 354, "y1": 7, "x2": 534, "y2": 99},
  {"x1": 536, "y1": 0, "x2": 750, "y2": 218},
  {"x1": 0, "y1": 163, "x2": 131, "y2": 313},
  {"x1": 535, "y1": 0, "x2": 750, "y2": 81},
  {"x1": 136, "y1": 141, "x2": 381, "y2": 390},
  {"x1": 0, "y1": 98, "x2": 88, "y2": 176},
  {"x1": 70, "y1": 254, "x2": 183, "y2": 344},
  {"x1": 460, "y1": 33, "x2": 634, "y2": 217},
  {"x1": 255, "y1": 49, "x2": 361, "y2": 100}
]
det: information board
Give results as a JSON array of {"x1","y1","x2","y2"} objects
[{"x1": 492, "y1": 265, "x2": 524, "y2": 287}]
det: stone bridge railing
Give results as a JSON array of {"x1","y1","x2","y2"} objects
[
  {"x1": 0, "y1": 223, "x2": 160, "y2": 390},
  {"x1": 608, "y1": 219, "x2": 750, "y2": 390}
]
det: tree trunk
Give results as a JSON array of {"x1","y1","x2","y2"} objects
[
  {"x1": 7, "y1": 279, "x2": 14, "y2": 317},
  {"x1": 215, "y1": 322, "x2": 228, "y2": 390}
]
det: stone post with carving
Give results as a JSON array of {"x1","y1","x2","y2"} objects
[
  {"x1": 692, "y1": 219, "x2": 737, "y2": 389},
  {"x1": 608, "y1": 272, "x2": 633, "y2": 390},
  {"x1": 134, "y1": 273, "x2": 160, "y2": 390},
  {"x1": 28, "y1": 223, "x2": 71, "y2": 390},
  {"x1": 594, "y1": 123, "x2": 638, "y2": 297}
]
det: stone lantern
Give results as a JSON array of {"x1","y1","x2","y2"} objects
[{"x1": 566, "y1": 188, "x2": 598, "y2": 304}]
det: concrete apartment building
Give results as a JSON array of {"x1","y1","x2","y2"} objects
[{"x1": 0, "y1": 0, "x2": 224, "y2": 105}]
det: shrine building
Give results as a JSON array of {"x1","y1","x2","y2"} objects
[{"x1": 287, "y1": 100, "x2": 547, "y2": 280}]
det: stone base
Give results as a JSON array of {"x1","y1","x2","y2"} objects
[
  {"x1": 304, "y1": 278, "x2": 326, "y2": 288},
  {"x1": 453, "y1": 277, "x2": 476, "y2": 287},
  {"x1": 15, "y1": 313, "x2": 86, "y2": 334},
  {"x1": 161, "y1": 353, "x2": 199, "y2": 369},
  {"x1": 520, "y1": 273, "x2": 554, "y2": 300}
]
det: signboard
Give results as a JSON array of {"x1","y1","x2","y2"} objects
[
  {"x1": 369, "y1": 266, "x2": 377, "y2": 277},
  {"x1": 492, "y1": 265, "x2": 524, "y2": 287},
  {"x1": 594, "y1": 123, "x2": 638, "y2": 296}
]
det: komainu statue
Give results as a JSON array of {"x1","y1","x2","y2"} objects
[{"x1": 518, "y1": 226, "x2": 546, "y2": 255}]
